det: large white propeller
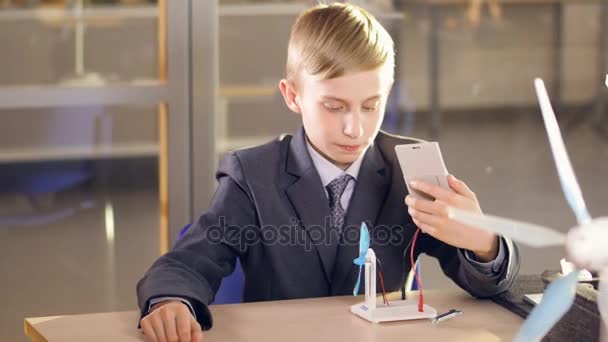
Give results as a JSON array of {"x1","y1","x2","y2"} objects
[
  {"x1": 448, "y1": 208, "x2": 566, "y2": 248},
  {"x1": 448, "y1": 78, "x2": 607, "y2": 341}
]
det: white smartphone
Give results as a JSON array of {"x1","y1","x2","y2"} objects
[{"x1": 395, "y1": 142, "x2": 451, "y2": 200}]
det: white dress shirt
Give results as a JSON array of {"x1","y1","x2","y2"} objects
[{"x1": 304, "y1": 138, "x2": 366, "y2": 211}]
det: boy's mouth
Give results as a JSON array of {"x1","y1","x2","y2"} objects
[{"x1": 336, "y1": 144, "x2": 362, "y2": 153}]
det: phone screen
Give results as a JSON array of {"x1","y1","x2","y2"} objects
[{"x1": 395, "y1": 142, "x2": 451, "y2": 200}]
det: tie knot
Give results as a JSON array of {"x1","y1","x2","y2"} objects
[{"x1": 326, "y1": 174, "x2": 353, "y2": 205}]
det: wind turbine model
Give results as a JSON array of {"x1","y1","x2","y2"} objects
[
  {"x1": 350, "y1": 223, "x2": 437, "y2": 323},
  {"x1": 449, "y1": 78, "x2": 607, "y2": 341}
]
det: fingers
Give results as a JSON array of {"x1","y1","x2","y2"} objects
[
  {"x1": 408, "y1": 206, "x2": 444, "y2": 227},
  {"x1": 411, "y1": 217, "x2": 438, "y2": 235},
  {"x1": 447, "y1": 175, "x2": 476, "y2": 199},
  {"x1": 175, "y1": 308, "x2": 192, "y2": 342},
  {"x1": 410, "y1": 203, "x2": 487, "y2": 238},
  {"x1": 405, "y1": 195, "x2": 449, "y2": 217},
  {"x1": 405, "y1": 195, "x2": 446, "y2": 237},
  {"x1": 190, "y1": 315, "x2": 204, "y2": 342},
  {"x1": 141, "y1": 318, "x2": 158, "y2": 342},
  {"x1": 408, "y1": 177, "x2": 481, "y2": 214},
  {"x1": 150, "y1": 314, "x2": 168, "y2": 342},
  {"x1": 159, "y1": 306, "x2": 178, "y2": 342},
  {"x1": 192, "y1": 330, "x2": 204, "y2": 342},
  {"x1": 141, "y1": 301, "x2": 201, "y2": 342},
  {"x1": 410, "y1": 180, "x2": 462, "y2": 206}
]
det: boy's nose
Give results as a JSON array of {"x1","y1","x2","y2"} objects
[{"x1": 343, "y1": 112, "x2": 363, "y2": 139}]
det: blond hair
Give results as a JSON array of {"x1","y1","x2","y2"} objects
[{"x1": 286, "y1": 2, "x2": 395, "y2": 81}]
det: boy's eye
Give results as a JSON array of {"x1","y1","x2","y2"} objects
[
  {"x1": 363, "y1": 101, "x2": 380, "y2": 112},
  {"x1": 324, "y1": 103, "x2": 345, "y2": 111}
]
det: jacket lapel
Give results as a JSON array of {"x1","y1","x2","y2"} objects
[
  {"x1": 284, "y1": 127, "x2": 338, "y2": 285},
  {"x1": 331, "y1": 143, "x2": 391, "y2": 294}
]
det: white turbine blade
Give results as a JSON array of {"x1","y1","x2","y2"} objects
[
  {"x1": 534, "y1": 78, "x2": 592, "y2": 225},
  {"x1": 514, "y1": 270, "x2": 579, "y2": 342},
  {"x1": 448, "y1": 207, "x2": 565, "y2": 248}
]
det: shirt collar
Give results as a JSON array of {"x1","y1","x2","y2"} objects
[{"x1": 305, "y1": 137, "x2": 365, "y2": 187}]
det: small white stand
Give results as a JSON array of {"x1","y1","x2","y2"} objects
[{"x1": 350, "y1": 248, "x2": 437, "y2": 323}]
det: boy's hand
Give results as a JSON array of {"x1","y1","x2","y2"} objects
[
  {"x1": 404, "y1": 174, "x2": 499, "y2": 262},
  {"x1": 140, "y1": 300, "x2": 204, "y2": 342}
]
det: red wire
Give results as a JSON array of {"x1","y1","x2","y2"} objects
[
  {"x1": 410, "y1": 228, "x2": 424, "y2": 312},
  {"x1": 377, "y1": 268, "x2": 390, "y2": 306}
]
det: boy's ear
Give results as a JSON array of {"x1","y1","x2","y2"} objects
[{"x1": 279, "y1": 79, "x2": 302, "y2": 114}]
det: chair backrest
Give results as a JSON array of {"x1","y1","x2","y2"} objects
[
  {"x1": 0, "y1": 161, "x2": 90, "y2": 195},
  {"x1": 178, "y1": 224, "x2": 244, "y2": 305}
]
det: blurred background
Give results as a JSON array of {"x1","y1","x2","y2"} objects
[{"x1": 0, "y1": 0, "x2": 607, "y2": 340}]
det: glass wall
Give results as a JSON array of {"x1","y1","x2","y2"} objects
[
  {"x1": 0, "y1": 1, "x2": 178, "y2": 341},
  {"x1": 0, "y1": 0, "x2": 159, "y2": 86}
]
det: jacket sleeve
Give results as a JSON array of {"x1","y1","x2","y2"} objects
[
  {"x1": 136, "y1": 152, "x2": 258, "y2": 329},
  {"x1": 421, "y1": 234, "x2": 521, "y2": 298}
]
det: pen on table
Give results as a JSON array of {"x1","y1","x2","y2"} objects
[{"x1": 431, "y1": 309, "x2": 463, "y2": 324}]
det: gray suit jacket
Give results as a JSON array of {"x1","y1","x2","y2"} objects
[{"x1": 137, "y1": 127, "x2": 520, "y2": 329}]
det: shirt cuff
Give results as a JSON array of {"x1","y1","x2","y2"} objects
[
  {"x1": 147, "y1": 296, "x2": 197, "y2": 319},
  {"x1": 461, "y1": 237, "x2": 507, "y2": 276}
]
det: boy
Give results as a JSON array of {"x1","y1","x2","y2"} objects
[{"x1": 137, "y1": 3, "x2": 520, "y2": 341}]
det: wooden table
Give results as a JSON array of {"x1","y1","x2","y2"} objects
[{"x1": 25, "y1": 290, "x2": 523, "y2": 342}]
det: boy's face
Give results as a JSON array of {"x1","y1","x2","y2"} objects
[{"x1": 280, "y1": 65, "x2": 393, "y2": 170}]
